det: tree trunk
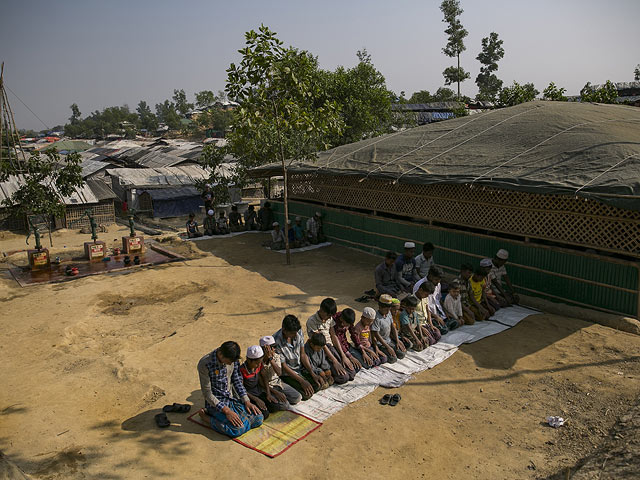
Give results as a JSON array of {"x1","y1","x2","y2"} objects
[
  {"x1": 457, "y1": 53, "x2": 461, "y2": 100},
  {"x1": 282, "y1": 163, "x2": 291, "y2": 265}
]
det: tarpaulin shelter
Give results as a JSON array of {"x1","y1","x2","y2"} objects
[
  {"x1": 138, "y1": 186, "x2": 203, "y2": 218},
  {"x1": 250, "y1": 101, "x2": 640, "y2": 317}
]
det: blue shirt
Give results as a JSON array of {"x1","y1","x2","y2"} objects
[
  {"x1": 395, "y1": 254, "x2": 416, "y2": 281},
  {"x1": 201, "y1": 348, "x2": 247, "y2": 413}
]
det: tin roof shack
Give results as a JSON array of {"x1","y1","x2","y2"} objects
[
  {"x1": 0, "y1": 177, "x2": 117, "y2": 231},
  {"x1": 138, "y1": 186, "x2": 203, "y2": 218},
  {"x1": 251, "y1": 101, "x2": 640, "y2": 318},
  {"x1": 106, "y1": 165, "x2": 211, "y2": 213}
]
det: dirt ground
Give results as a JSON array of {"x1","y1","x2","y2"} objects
[{"x1": 1, "y1": 227, "x2": 639, "y2": 480}]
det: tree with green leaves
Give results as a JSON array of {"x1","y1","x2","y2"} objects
[
  {"x1": 69, "y1": 103, "x2": 82, "y2": 124},
  {"x1": 497, "y1": 81, "x2": 539, "y2": 106},
  {"x1": 136, "y1": 101, "x2": 157, "y2": 131},
  {"x1": 580, "y1": 81, "x2": 618, "y2": 103},
  {"x1": 634, "y1": 64, "x2": 640, "y2": 81},
  {"x1": 195, "y1": 90, "x2": 216, "y2": 109},
  {"x1": 320, "y1": 48, "x2": 392, "y2": 146},
  {"x1": 155, "y1": 100, "x2": 182, "y2": 130},
  {"x1": 407, "y1": 90, "x2": 433, "y2": 103},
  {"x1": 440, "y1": 0, "x2": 470, "y2": 99},
  {"x1": 1, "y1": 149, "x2": 83, "y2": 235},
  {"x1": 222, "y1": 25, "x2": 343, "y2": 263},
  {"x1": 172, "y1": 89, "x2": 194, "y2": 116},
  {"x1": 475, "y1": 32, "x2": 504, "y2": 102},
  {"x1": 542, "y1": 82, "x2": 567, "y2": 101}
]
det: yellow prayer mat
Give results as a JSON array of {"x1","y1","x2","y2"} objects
[{"x1": 188, "y1": 408, "x2": 322, "y2": 457}]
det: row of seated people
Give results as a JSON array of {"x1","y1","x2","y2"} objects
[
  {"x1": 375, "y1": 241, "x2": 519, "y2": 326},
  {"x1": 263, "y1": 213, "x2": 325, "y2": 250}
]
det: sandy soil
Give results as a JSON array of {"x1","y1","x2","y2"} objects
[{"x1": 1, "y1": 228, "x2": 639, "y2": 480}]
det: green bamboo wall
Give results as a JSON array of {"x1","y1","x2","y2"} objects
[{"x1": 272, "y1": 200, "x2": 640, "y2": 317}]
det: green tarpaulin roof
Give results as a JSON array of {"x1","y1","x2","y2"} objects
[{"x1": 250, "y1": 101, "x2": 640, "y2": 211}]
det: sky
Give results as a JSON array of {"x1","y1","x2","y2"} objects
[{"x1": 2, "y1": 0, "x2": 639, "y2": 131}]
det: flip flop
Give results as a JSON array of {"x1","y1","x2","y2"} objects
[
  {"x1": 389, "y1": 393, "x2": 401, "y2": 406},
  {"x1": 162, "y1": 403, "x2": 191, "y2": 413},
  {"x1": 355, "y1": 295, "x2": 370, "y2": 303},
  {"x1": 379, "y1": 394, "x2": 391, "y2": 405},
  {"x1": 155, "y1": 412, "x2": 170, "y2": 428},
  {"x1": 364, "y1": 289, "x2": 376, "y2": 296}
]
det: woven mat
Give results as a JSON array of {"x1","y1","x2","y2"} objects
[{"x1": 187, "y1": 408, "x2": 322, "y2": 458}]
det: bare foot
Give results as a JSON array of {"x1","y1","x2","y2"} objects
[{"x1": 198, "y1": 410, "x2": 210, "y2": 422}]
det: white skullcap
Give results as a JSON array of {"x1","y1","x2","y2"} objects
[
  {"x1": 259, "y1": 335, "x2": 275, "y2": 346},
  {"x1": 404, "y1": 242, "x2": 415, "y2": 249},
  {"x1": 480, "y1": 258, "x2": 493, "y2": 267},
  {"x1": 207, "y1": 209, "x2": 214, "y2": 216},
  {"x1": 246, "y1": 345, "x2": 264, "y2": 359},
  {"x1": 272, "y1": 222, "x2": 279, "y2": 227},
  {"x1": 362, "y1": 307, "x2": 376, "y2": 320},
  {"x1": 496, "y1": 249, "x2": 509, "y2": 260}
]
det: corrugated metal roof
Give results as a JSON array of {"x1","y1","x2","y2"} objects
[
  {"x1": 86, "y1": 179, "x2": 117, "y2": 201},
  {"x1": 0, "y1": 175, "x2": 99, "y2": 206},
  {"x1": 81, "y1": 158, "x2": 114, "y2": 178},
  {"x1": 106, "y1": 165, "x2": 214, "y2": 187}
]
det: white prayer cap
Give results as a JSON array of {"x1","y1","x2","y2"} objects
[
  {"x1": 246, "y1": 345, "x2": 264, "y2": 359},
  {"x1": 315, "y1": 211, "x2": 322, "y2": 217},
  {"x1": 259, "y1": 335, "x2": 275, "y2": 346},
  {"x1": 272, "y1": 221, "x2": 279, "y2": 227},
  {"x1": 295, "y1": 216, "x2": 301, "y2": 221},
  {"x1": 287, "y1": 219, "x2": 292, "y2": 224},
  {"x1": 207, "y1": 209, "x2": 214, "y2": 216},
  {"x1": 480, "y1": 258, "x2": 493, "y2": 267},
  {"x1": 362, "y1": 307, "x2": 376, "y2": 320},
  {"x1": 496, "y1": 249, "x2": 509, "y2": 260},
  {"x1": 404, "y1": 242, "x2": 415, "y2": 249}
]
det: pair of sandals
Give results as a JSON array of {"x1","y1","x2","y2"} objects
[
  {"x1": 155, "y1": 403, "x2": 191, "y2": 428},
  {"x1": 355, "y1": 289, "x2": 377, "y2": 303},
  {"x1": 380, "y1": 393, "x2": 401, "y2": 406}
]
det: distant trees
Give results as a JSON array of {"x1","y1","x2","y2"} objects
[
  {"x1": 154, "y1": 100, "x2": 182, "y2": 131},
  {"x1": 497, "y1": 81, "x2": 539, "y2": 106},
  {"x1": 319, "y1": 48, "x2": 393, "y2": 145},
  {"x1": 440, "y1": 0, "x2": 470, "y2": 99},
  {"x1": 195, "y1": 90, "x2": 216, "y2": 109},
  {"x1": 136, "y1": 101, "x2": 157, "y2": 131},
  {"x1": 542, "y1": 82, "x2": 567, "y2": 101},
  {"x1": 635, "y1": 64, "x2": 640, "y2": 81},
  {"x1": 580, "y1": 81, "x2": 618, "y2": 103},
  {"x1": 172, "y1": 89, "x2": 194, "y2": 116},
  {"x1": 475, "y1": 32, "x2": 504, "y2": 102}
]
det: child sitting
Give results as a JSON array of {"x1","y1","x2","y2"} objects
[
  {"x1": 443, "y1": 280, "x2": 469, "y2": 326},
  {"x1": 414, "y1": 281, "x2": 442, "y2": 345},
  {"x1": 186, "y1": 213, "x2": 203, "y2": 238},
  {"x1": 426, "y1": 267, "x2": 459, "y2": 333},
  {"x1": 390, "y1": 298, "x2": 401, "y2": 332},
  {"x1": 203, "y1": 209, "x2": 216, "y2": 236},
  {"x1": 239, "y1": 345, "x2": 270, "y2": 420},
  {"x1": 258, "y1": 335, "x2": 301, "y2": 410},
  {"x1": 303, "y1": 333, "x2": 334, "y2": 390},
  {"x1": 456, "y1": 263, "x2": 478, "y2": 324},
  {"x1": 469, "y1": 267, "x2": 494, "y2": 320},
  {"x1": 217, "y1": 211, "x2": 230, "y2": 235},
  {"x1": 245, "y1": 205, "x2": 258, "y2": 230},
  {"x1": 228, "y1": 205, "x2": 244, "y2": 232},
  {"x1": 349, "y1": 307, "x2": 386, "y2": 368},
  {"x1": 329, "y1": 308, "x2": 361, "y2": 376},
  {"x1": 269, "y1": 222, "x2": 286, "y2": 250},
  {"x1": 399, "y1": 295, "x2": 426, "y2": 351}
]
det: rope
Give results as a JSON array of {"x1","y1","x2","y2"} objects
[
  {"x1": 394, "y1": 105, "x2": 539, "y2": 183},
  {"x1": 361, "y1": 108, "x2": 499, "y2": 181},
  {"x1": 574, "y1": 152, "x2": 640, "y2": 194},
  {"x1": 315, "y1": 129, "x2": 407, "y2": 171},
  {"x1": 5, "y1": 84, "x2": 51, "y2": 131},
  {"x1": 471, "y1": 117, "x2": 640, "y2": 183}
]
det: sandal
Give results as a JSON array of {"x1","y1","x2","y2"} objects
[
  {"x1": 389, "y1": 393, "x2": 401, "y2": 406},
  {"x1": 155, "y1": 412, "x2": 171, "y2": 428},
  {"x1": 379, "y1": 394, "x2": 391, "y2": 405},
  {"x1": 355, "y1": 295, "x2": 370, "y2": 303},
  {"x1": 162, "y1": 403, "x2": 191, "y2": 413}
]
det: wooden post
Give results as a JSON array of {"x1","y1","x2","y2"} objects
[{"x1": 637, "y1": 265, "x2": 640, "y2": 320}]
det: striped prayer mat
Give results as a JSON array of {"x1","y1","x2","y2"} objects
[{"x1": 187, "y1": 408, "x2": 322, "y2": 458}]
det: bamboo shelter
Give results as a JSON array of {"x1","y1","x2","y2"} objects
[{"x1": 251, "y1": 101, "x2": 640, "y2": 317}]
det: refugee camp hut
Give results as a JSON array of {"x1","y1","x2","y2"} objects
[
  {"x1": 0, "y1": 176, "x2": 117, "y2": 230},
  {"x1": 78, "y1": 152, "x2": 119, "y2": 184},
  {"x1": 251, "y1": 101, "x2": 640, "y2": 318},
  {"x1": 391, "y1": 102, "x2": 461, "y2": 125},
  {"x1": 138, "y1": 186, "x2": 202, "y2": 218},
  {"x1": 106, "y1": 165, "x2": 211, "y2": 216}
]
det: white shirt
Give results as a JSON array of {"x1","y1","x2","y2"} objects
[
  {"x1": 444, "y1": 294, "x2": 462, "y2": 320},
  {"x1": 489, "y1": 262, "x2": 508, "y2": 285},
  {"x1": 306, "y1": 312, "x2": 334, "y2": 346},
  {"x1": 413, "y1": 277, "x2": 427, "y2": 295},
  {"x1": 428, "y1": 282, "x2": 446, "y2": 318}
]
